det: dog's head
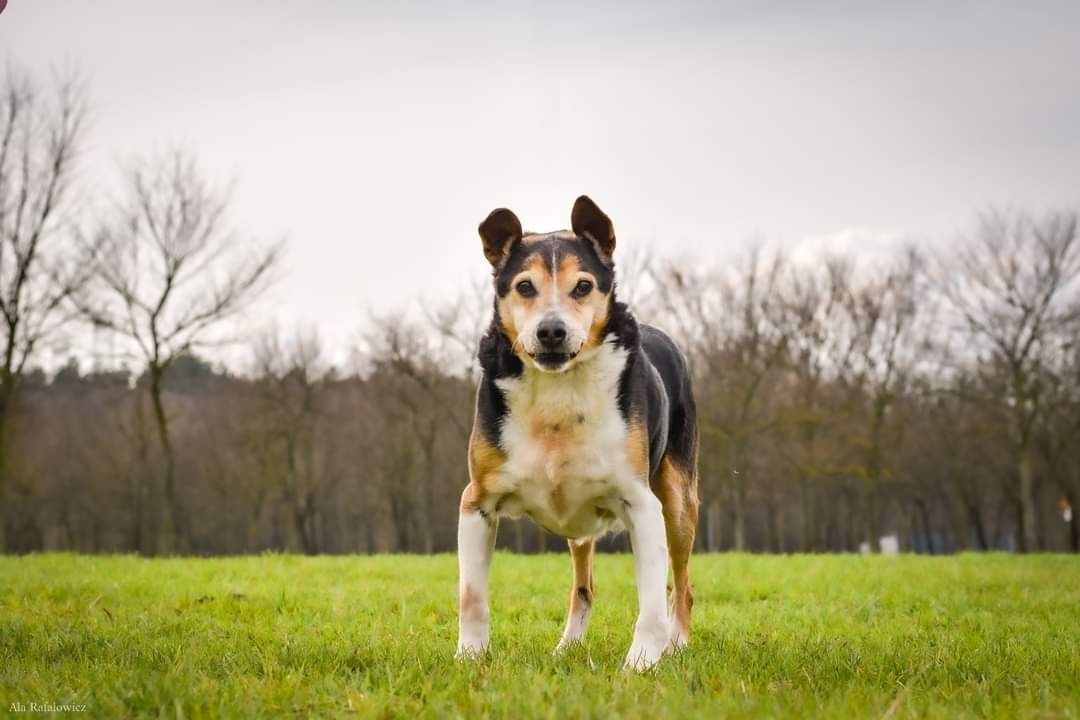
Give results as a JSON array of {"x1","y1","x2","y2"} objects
[{"x1": 479, "y1": 196, "x2": 617, "y2": 373}]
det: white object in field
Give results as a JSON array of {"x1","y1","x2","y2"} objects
[
  {"x1": 859, "y1": 536, "x2": 899, "y2": 554},
  {"x1": 1065, "y1": 506, "x2": 1073, "y2": 523}
]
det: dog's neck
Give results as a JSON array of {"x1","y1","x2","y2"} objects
[{"x1": 495, "y1": 338, "x2": 629, "y2": 442}]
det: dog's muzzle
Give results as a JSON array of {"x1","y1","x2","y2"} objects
[{"x1": 532, "y1": 318, "x2": 574, "y2": 369}]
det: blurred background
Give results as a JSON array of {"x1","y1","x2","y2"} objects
[{"x1": 0, "y1": 1, "x2": 1078, "y2": 555}]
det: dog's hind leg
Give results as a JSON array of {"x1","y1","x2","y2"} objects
[
  {"x1": 655, "y1": 456, "x2": 699, "y2": 650},
  {"x1": 553, "y1": 536, "x2": 595, "y2": 654}
]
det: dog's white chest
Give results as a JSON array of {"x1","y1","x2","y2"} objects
[{"x1": 494, "y1": 343, "x2": 637, "y2": 537}]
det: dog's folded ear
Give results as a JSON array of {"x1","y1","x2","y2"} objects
[
  {"x1": 479, "y1": 208, "x2": 523, "y2": 268},
  {"x1": 571, "y1": 195, "x2": 615, "y2": 260}
]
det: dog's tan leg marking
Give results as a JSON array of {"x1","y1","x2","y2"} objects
[
  {"x1": 554, "y1": 536, "x2": 595, "y2": 654},
  {"x1": 654, "y1": 455, "x2": 699, "y2": 650},
  {"x1": 627, "y1": 420, "x2": 651, "y2": 479}
]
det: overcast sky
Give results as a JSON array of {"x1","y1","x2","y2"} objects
[{"x1": 2, "y1": 1, "x2": 1079, "y2": 364}]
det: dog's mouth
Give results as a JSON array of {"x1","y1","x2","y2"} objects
[{"x1": 531, "y1": 351, "x2": 575, "y2": 370}]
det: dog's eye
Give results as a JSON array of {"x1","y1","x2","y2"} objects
[
  {"x1": 516, "y1": 280, "x2": 537, "y2": 297},
  {"x1": 572, "y1": 279, "x2": 594, "y2": 298}
]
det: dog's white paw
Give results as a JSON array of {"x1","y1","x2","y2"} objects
[
  {"x1": 623, "y1": 619, "x2": 669, "y2": 671},
  {"x1": 455, "y1": 623, "x2": 489, "y2": 661},
  {"x1": 552, "y1": 636, "x2": 583, "y2": 656},
  {"x1": 623, "y1": 642, "x2": 665, "y2": 671},
  {"x1": 455, "y1": 641, "x2": 487, "y2": 661}
]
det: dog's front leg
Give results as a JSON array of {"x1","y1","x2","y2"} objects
[
  {"x1": 622, "y1": 486, "x2": 670, "y2": 671},
  {"x1": 456, "y1": 491, "x2": 497, "y2": 659}
]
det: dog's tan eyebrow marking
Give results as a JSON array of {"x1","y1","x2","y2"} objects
[{"x1": 517, "y1": 253, "x2": 551, "y2": 287}]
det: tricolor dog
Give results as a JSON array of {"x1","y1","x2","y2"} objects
[{"x1": 456, "y1": 196, "x2": 700, "y2": 670}]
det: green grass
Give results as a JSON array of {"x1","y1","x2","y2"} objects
[{"x1": 2, "y1": 553, "x2": 1079, "y2": 719}]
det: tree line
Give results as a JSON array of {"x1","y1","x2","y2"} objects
[{"x1": 2, "y1": 66, "x2": 1078, "y2": 555}]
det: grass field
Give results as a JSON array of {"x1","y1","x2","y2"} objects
[{"x1": 2, "y1": 553, "x2": 1079, "y2": 719}]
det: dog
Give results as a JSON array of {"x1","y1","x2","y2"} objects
[{"x1": 456, "y1": 195, "x2": 700, "y2": 670}]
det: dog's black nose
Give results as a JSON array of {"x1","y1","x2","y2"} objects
[{"x1": 536, "y1": 319, "x2": 567, "y2": 349}]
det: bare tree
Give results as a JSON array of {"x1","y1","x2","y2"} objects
[
  {"x1": 1037, "y1": 336, "x2": 1080, "y2": 552},
  {"x1": 775, "y1": 257, "x2": 852, "y2": 551},
  {"x1": 80, "y1": 150, "x2": 282, "y2": 553},
  {"x1": 654, "y1": 248, "x2": 789, "y2": 551},
  {"x1": 252, "y1": 326, "x2": 332, "y2": 554},
  {"x1": 360, "y1": 314, "x2": 472, "y2": 552},
  {"x1": 936, "y1": 210, "x2": 1080, "y2": 552},
  {"x1": 426, "y1": 277, "x2": 491, "y2": 380},
  {"x1": 0, "y1": 66, "x2": 93, "y2": 551},
  {"x1": 923, "y1": 375, "x2": 996, "y2": 551},
  {"x1": 838, "y1": 248, "x2": 927, "y2": 551}
]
